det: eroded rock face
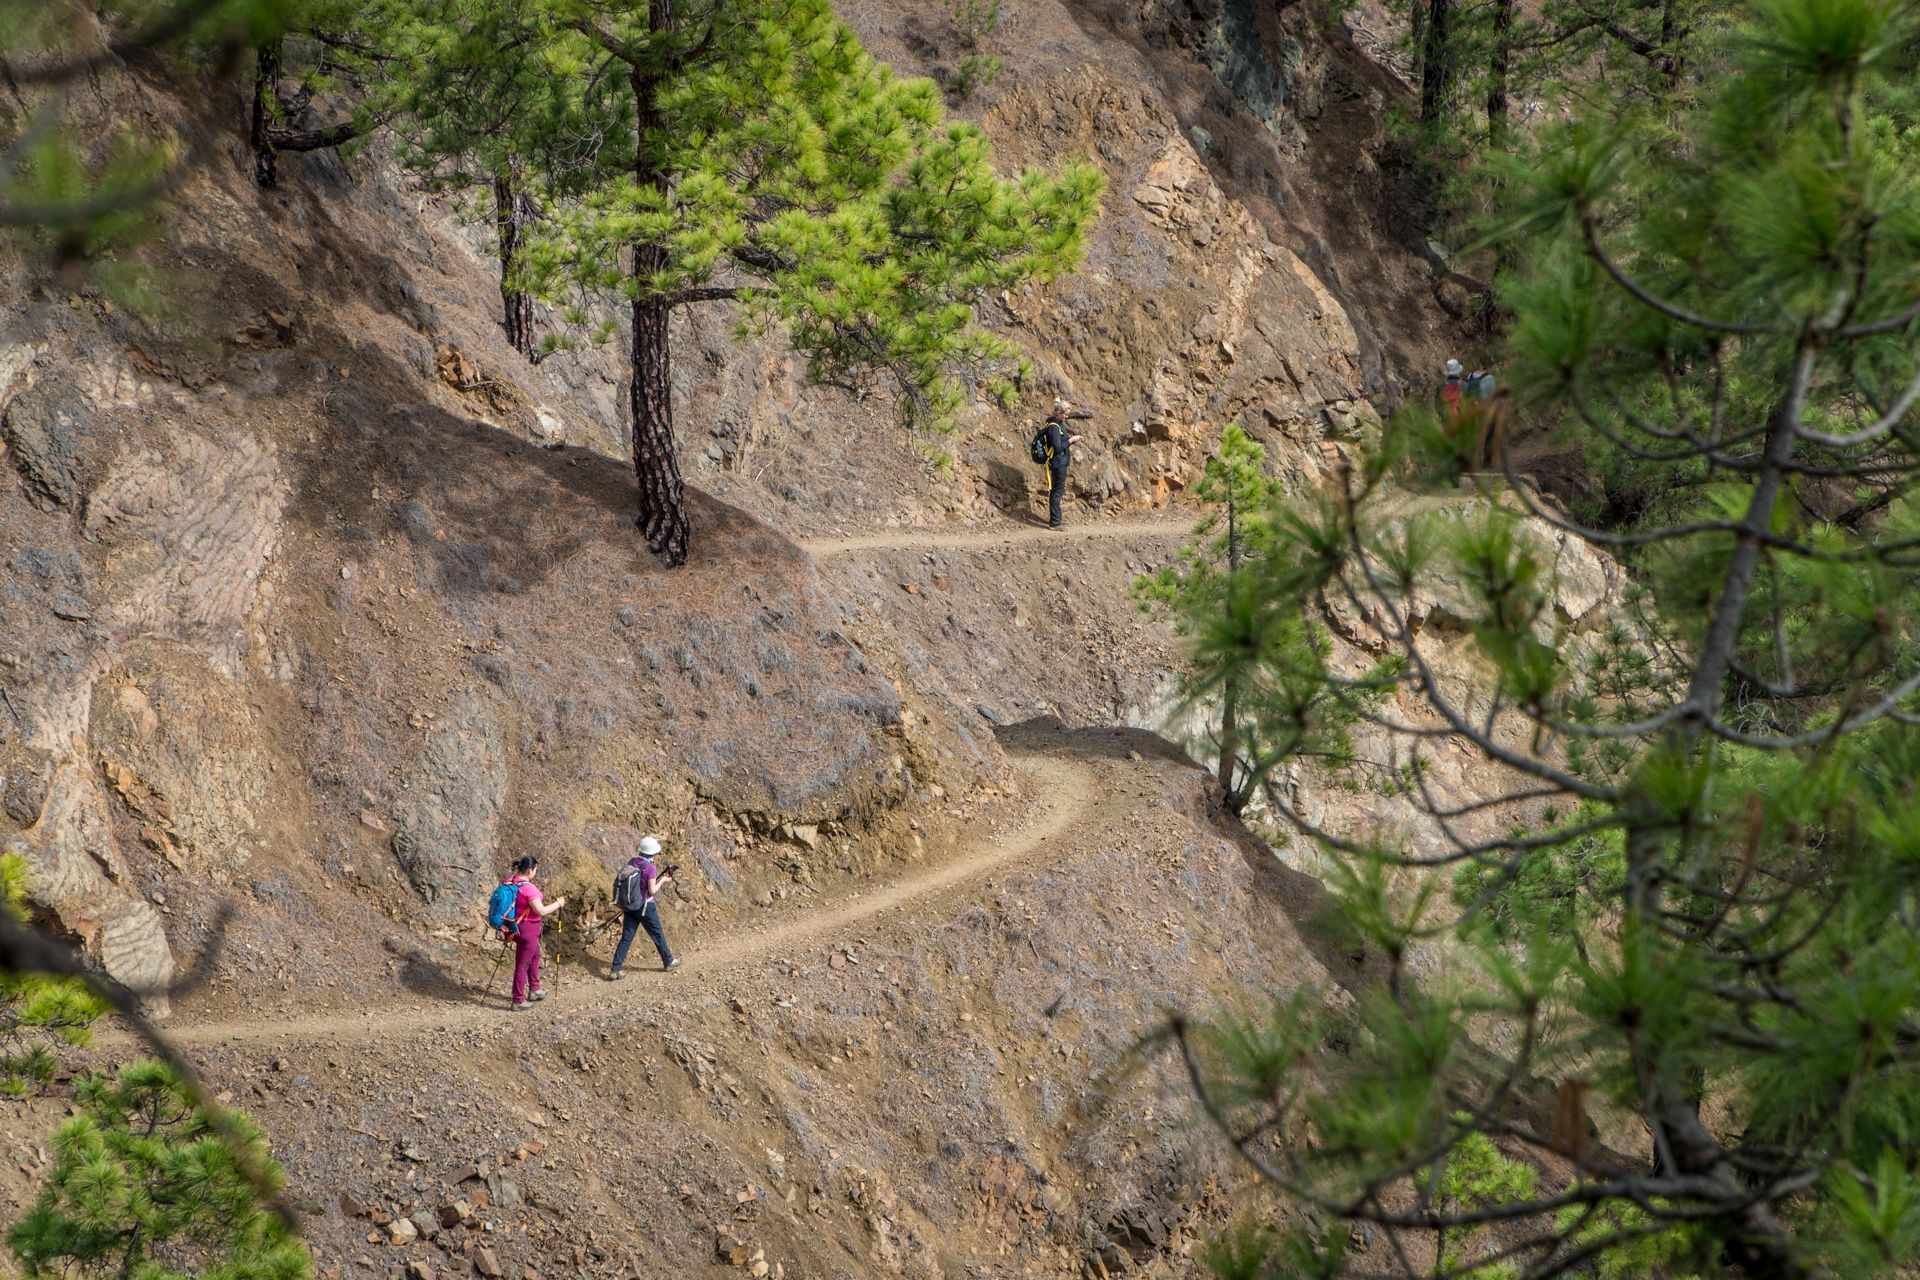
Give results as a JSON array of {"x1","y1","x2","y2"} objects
[
  {"x1": 389, "y1": 690, "x2": 508, "y2": 910},
  {"x1": 2, "y1": 379, "x2": 115, "y2": 512}
]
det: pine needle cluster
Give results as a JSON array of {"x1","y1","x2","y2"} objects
[{"x1": 6, "y1": 1059, "x2": 311, "y2": 1280}]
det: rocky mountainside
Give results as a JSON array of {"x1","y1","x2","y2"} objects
[{"x1": 0, "y1": 2, "x2": 1555, "y2": 1278}]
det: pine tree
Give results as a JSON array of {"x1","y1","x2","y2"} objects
[
  {"x1": 391, "y1": 0, "x2": 1103, "y2": 565},
  {"x1": 1176, "y1": 0, "x2": 1920, "y2": 1275},
  {"x1": 1136, "y1": 425, "x2": 1374, "y2": 815},
  {"x1": 365, "y1": 0, "x2": 581, "y2": 359},
  {"x1": 0, "y1": 854, "x2": 103, "y2": 1097},
  {"x1": 248, "y1": 0, "x2": 398, "y2": 189},
  {"x1": 7, "y1": 1058, "x2": 312, "y2": 1280}
]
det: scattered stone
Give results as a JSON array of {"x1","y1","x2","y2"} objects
[
  {"x1": 828, "y1": 952, "x2": 847, "y2": 972},
  {"x1": 386, "y1": 1217, "x2": 417, "y2": 1245},
  {"x1": 340, "y1": 1192, "x2": 369, "y2": 1218},
  {"x1": 715, "y1": 1232, "x2": 751, "y2": 1265},
  {"x1": 750, "y1": 1263, "x2": 770, "y2": 1278},
  {"x1": 473, "y1": 1245, "x2": 503, "y2": 1277},
  {"x1": 406, "y1": 1262, "x2": 436, "y2": 1280},
  {"x1": 437, "y1": 1200, "x2": 472, "y2": 1229},
  {"x1": 409, "y1": 1211, "x2": 438, "y2": 1241},
  {"x1": 900, "y1": 582, "x2": 919, "y2": 594},
  {"x1": 616, "y1": 605, "x2": 638, "y2": 628}
]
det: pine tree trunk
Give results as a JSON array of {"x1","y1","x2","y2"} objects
[
  {"x1": 1419, "y1": 0, "x2": 1453, "y2": 128},
  {"x1": 1659, "y1": 0, "x2": 1685, "y2": 90},
  {"x1": 492, "y1": 171, "x2": 538, "y2": 361},
  {"x1": 1219, "y1": 490, "x2": 1246, "y2": 810},
  {"x1": 1218, "y1": 679, "x2": 1243, "y2": 811},
  {"x1": 250, "y1": 40, "x2": 282, "y2": 189},
  {"x1": 628, "y1": 47, "x2": 690, "y2": 567},
  {"x1": 1486, "y1": 0, "x2": 1512, "y2": 143}
]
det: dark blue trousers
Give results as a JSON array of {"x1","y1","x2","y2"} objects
[{"x1": 612, "y1": 903, "x2": 673, "y2": 971}]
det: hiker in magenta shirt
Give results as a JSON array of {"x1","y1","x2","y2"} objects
[{"x1": 507, "y1": 855, "x2": 566, "y2": 1011}]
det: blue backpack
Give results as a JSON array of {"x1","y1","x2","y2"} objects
[{"x1": 487, "y1": 880, "x2": 523, "y2": 939}]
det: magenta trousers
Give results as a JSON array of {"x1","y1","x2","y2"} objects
[{"x1": 512, "y1": 921, "x2": 542, "y2": 1004}]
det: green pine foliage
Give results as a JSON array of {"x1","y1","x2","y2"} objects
[
  {"x1": 0, "y1": 854, "x2": 104, "y2": 1098},
  {"x1": 501, "y1": 0, "x2": 1101, "y2": 419},
  {"x1": 383, "y1": 0, "x2": 1100, "y2": 562},
  {"x1": 945, "y1": 0, "x2": 1003, "y2": 101},
  {"x1": 6, "y1": 1059, "x2": 311, "y2": 1280},
  {"x1": 1421, "y1": 1126, "x2": 1537, "y2": 1280},
  {"x1": 1175, "y1": 0, "x2": 1920, "y2": 1275}
]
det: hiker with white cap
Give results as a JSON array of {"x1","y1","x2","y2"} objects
[{"x1": 608, "y1": 836, "x2": 681, "y2": 977}]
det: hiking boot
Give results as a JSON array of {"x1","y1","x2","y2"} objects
[
  {"x1": 607, "y1": 969, "x2": 626, "y2": 982},
  {"x1": 511, "y1": 1001, "x2": 532, "y2": 1012},
  {"x1": 664, "y1": 957, "x2": 682, "y2": 972},
  {"x1": 529, "y1": 988, "x2": 548, "y2": 1001}
]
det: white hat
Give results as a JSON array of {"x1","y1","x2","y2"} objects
[
  {"x1": 1052, "y1": 397, "x2": 1073, "y2": 415},
  {"x1": 1444, "y1": 359, "x2": 1464, "y2": 377},
  {"x1": 638, "y1": 835, "x2": 662, "y2": 857}
]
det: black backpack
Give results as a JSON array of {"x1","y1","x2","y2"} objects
[{"x1": 1029, "y1": 425, "x2": 1053, "y2": 465}]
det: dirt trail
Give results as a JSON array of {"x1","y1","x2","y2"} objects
[
  {"x1": 135, "y1": 517, "x2": 1193, "y2": 1053},
  {"x1": 799, "y1": 516, "x2": 1187, "y2": 559},
  {"x1": 147, "y1": 752, "x2": 1093, "y2": 1049}
]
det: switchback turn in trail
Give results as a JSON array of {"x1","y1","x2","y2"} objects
[
  {"x1": 136, "y1": 515, "x2": 1195, "y2": 1052},
  {"x1": 151, "y1": 749, "x2": 1093, "y2": 1050}
]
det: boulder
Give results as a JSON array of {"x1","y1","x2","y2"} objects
[{"x1": 2, "y1": 379, "x2": 112, "y2": 511}]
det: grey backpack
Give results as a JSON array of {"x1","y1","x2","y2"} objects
[{"x1": 613, "y1": 864, "x2": 647, "y2": 912}]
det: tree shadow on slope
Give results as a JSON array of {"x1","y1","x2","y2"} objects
[
  {"x1": 993, "y1": 715, "x2": 1196, "y2": 764},
  {"x1": 277, "y1": 321, "x2": 805, "y2": 599},
  {"x1": 386, "y1": 934, "x2": 515, "y2": 1008}
]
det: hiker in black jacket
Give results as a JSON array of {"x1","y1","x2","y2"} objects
[{"x1": 1040, "y1": 398, "x2": 1090, "y2": 529}]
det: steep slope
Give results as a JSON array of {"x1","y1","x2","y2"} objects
[{"x1": 0, "y1": 2, "x2": 1485, "y2": 1277}]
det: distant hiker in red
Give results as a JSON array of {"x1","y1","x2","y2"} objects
[
  {"x1": 1439, "y1": 358, "x2": 1501, "y2": 469},
  {"x1": 504, "y1": 855, "x2": 566, "y2": 1011},
  {"x1": 1441, "y1": 358, "x2": 1465, "y2": 417}
]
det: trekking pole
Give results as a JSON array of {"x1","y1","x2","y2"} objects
[{"x1": 484, "y1": 931, "x2": 512, "y2": 1005}]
